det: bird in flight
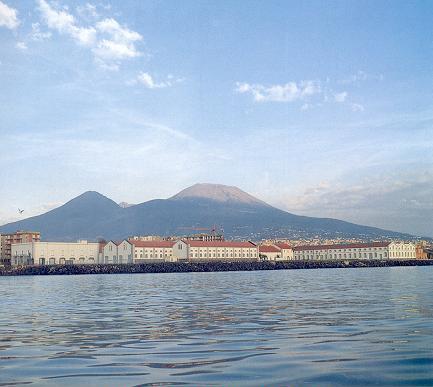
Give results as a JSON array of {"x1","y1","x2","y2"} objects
[{"x1": 18, "y1": 208, "x2": 24, "y2": 214}]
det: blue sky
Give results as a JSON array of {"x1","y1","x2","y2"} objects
[{"x1": 0, "y1": 0, "x2": 432, "y2": 237}]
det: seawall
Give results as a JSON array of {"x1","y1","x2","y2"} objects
[{"x1": 1, "y1": 259, "x2": 433, "y2": 276}]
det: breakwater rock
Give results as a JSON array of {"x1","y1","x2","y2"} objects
[{"x1": 1, "y1": 259, "x2": 433, "y2": 276}]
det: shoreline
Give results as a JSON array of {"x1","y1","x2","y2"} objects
[{"x1": 1, "y1": 259, "x2": 433, "y2": 276}]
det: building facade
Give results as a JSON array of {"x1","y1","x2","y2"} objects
[
  {"x1": 129, "y1": 235, "x2": 163, "y2": 242},
  {"x1": 274, "y1": 242, "x2": 294, "y2": 260},
  {"x1": 1, "y1": 231, "x2": 40, "y2": 267},
  {"x1": 259, "y1": 245, "x2": 282, "y2": 261},
  {"x1": 186, "y1": 241, "x2": 258, "y2": 261},
  {"x1": 101, "y1": 240, "x2": 134, "y2": 264},
  {"x1": 131, "y1": 240, "x2": 178, "y2": 263},
  {"x1": 415, "y1": 244, "x2": 428, "y2": 259},
  {"x1": 293, "y1": 242, "x2": 416, "y2": 260},
  {"x1": 388, "y1": 242, "x2": 417, "y2": 259},
  {"x1": 11, "y1": 240, "x2": 100, "y2": 266},
  {"x1": 183, "y1": 233, "x2": 225, "y2": 242}
]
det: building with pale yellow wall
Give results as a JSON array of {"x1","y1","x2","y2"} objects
[
  {"x1": 131, "y1": 240, "x2": 177, "y2": 263},
  {"x1": 388, "y1": 242, "x2": 416, "y2": 259},
  {"x1": 293, "y1": 241, "x2": 416, "y2": 260},
  {"x1": 11, "y1": 240, "x2": 100, "y2": 266},
  {"x1": 187, "y1": 241, "x2": 258, "y2": 261}
]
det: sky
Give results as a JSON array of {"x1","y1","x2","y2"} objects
[{"x1": 0, "y1": 0, "x2": 432, "y2": 237}]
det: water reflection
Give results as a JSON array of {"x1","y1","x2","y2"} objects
[{"x1": 1, "y1": 267, "x2": 433, "y2": 386}]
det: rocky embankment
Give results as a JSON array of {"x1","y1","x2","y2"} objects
[{"x1": 1, "y1": 259, "x2": 433, "y2": 276}]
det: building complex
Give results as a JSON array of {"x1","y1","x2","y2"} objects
[{"x1": 4, "y1": 230, "x2": 426, "y2": 267}]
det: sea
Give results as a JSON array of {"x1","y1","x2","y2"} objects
[{"x1": 1, "y1": 266, "x2": 432, "y2": 386}]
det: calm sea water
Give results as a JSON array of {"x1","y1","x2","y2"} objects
[{"x1": 1, "y1": 267, "x2": 432, "y2": 386}]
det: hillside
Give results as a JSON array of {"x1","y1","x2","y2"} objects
[{"x1": 0, "y1": 184, "x2": 414, "y2": 241}]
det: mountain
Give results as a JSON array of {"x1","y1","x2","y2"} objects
[
  {"x1": 0, "y1": 184, "x2": 415, "y2": 241},
  {"x1": 0, "y1": 191, "x2": 123, "y2": 241},
  {"x1": 171, "y1": 183, "x2": 268, "y2": 206}
]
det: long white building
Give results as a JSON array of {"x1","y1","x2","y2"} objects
[
  {"x1": 11, "y1": 240, "x2": 100, "y2": 266},
  {"x1": 130, "y1": 240, "x2": 257, "y2": 262},
  {"x1": 186, "y1": 241, "x2": 258, "y2": 261},
  {"x1": 292, "y1": 242, "x2": 416, "y2": 260},
  {"x1": 131, "y1": 240, "x2": 182, "y2": 263}
]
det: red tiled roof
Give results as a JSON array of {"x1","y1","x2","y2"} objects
[
  {"x1": 274, "y1": 242, "x2": 292, "y2": 249},
  {"x1": 130, "y1": 240, "x2": 176, "y2": 248},
  {"x1": 293, "y1": 242, "x2": 390, "y2": 252},
  {"x1": 259, "y1": 245, "x2": 281, "y2": 253},
  {"x1": 187, "y1": 241, "x2": 257, "y2": 248}
]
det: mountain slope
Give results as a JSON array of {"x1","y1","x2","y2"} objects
[
  {"x1": 171, "y1": 183, "x2": 268, "y2": 206},
  {"x1": 0, "y1": 191, "x2": 123, "y2": 241},
  {"x1": 0, "y1": 184, "x2": 414, "y2": 241}
]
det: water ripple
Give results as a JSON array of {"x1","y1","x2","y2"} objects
[{"x1": 1, "y1": 267, "x2": 433, "y2": 386}]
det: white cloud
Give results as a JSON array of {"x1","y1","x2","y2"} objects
[
  {"x1": 0, "y1": 1, "x2": 19, "y2": 29},
  {"x1": 334, "y1": 91, "x2": 348, "y2": 103},
  {"x1": 16, "y1": 41, "x2": 28, "y2": 50},
  {"x1": 93, "y1": 38, "x2": 139, "y2": 60},
  {"x1": 37, "y1": 0, "x2": 96, "y2": 46},
  {"x1": 236, "y1": 78, "x2": 366, "y2": 113},
  {"x1": 134, "y1": 71, "x2": 184, "y2": 89},
  {"x1": 92, "y1": 18, "x2": 142, "y2": 62},
  {"x1": 351, "y1": 103, "x2": 365, "y2": 112},
  {"x1": 76, "y1": 3, "x2": 98, "y2": 19},
  {"x1": 235, "y1": 80, "x2": 321, "y2": 103},
  {"x1": 30, "y1": 22, "x2": 52, "y2": 41},
  {"x1": 37, "y1": 0, "x2": 143, "y2": 69}
]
